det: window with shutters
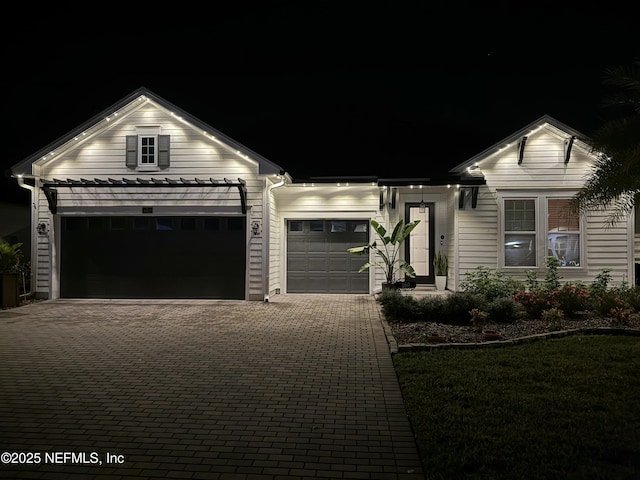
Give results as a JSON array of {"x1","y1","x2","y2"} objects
[{"x1": 126, "y1": 127, "x2": 170, "y2": 170}]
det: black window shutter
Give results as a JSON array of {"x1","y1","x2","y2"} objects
[
  {"x1": 126, "y1": 135, "x2": 138, "y2": 168},
  {"x1": 158, "y1": 135, "x2": 170, "y2": 167}
]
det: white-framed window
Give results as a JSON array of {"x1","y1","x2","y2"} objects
[
  {"x1": 501, "y1": 194, "x2": 582, "y2": 268},
  {"x1": 139, "y1": 135, "x2": 157, "y2": 166},
  {"x1": 547, "y1": 198, "x2": 581, "y2": 267},
  {"x1": 504, "y1": 198, "x2": 537, "y2": 267}
]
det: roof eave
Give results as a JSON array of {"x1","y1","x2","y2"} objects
[
  {"x1": 10, "y1": 87, "x2": 286, "y2": 178},
  {"x1": 448, "y1": 114, "x2": 592, "y2": 174}
]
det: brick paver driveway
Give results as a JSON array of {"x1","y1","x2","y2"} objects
[{"x1": 0, "y1": 295, "x2": 424, "y2": 479}]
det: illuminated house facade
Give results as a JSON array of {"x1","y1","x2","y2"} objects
[{"x1": 11, "y1": 88, "x2": 638, "y2": 300}]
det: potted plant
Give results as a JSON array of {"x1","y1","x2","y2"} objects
[
  {"x1": 348, "y1": 219, "x2": 420, "y2": 291},
  {"x1": 0, "y1": 240, "x2": 23, "y2": 308},
  {"x1": 433, "y1": 251, "x2": 448, "y2": 291}
]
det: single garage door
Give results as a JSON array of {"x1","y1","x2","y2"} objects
[
  {"x1": 60, "y1": 216, "x2": 245, "y2": 299},
  {"x1": 287, "y1": 219, "x2": 369, "y2": 293}
]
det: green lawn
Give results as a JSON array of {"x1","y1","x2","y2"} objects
[{"x1": 393, "y1": 335, "x2": 640, "y2": 480}]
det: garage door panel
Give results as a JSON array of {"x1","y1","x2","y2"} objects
[
  {"x1": 286, "y1": 219, "x2": 369, "y2": 294},
  {"x1": 328, "y1": 258, "x2": 349, "y2": 272},
  {"x1": 308, "y1": 238, "x2": 328, "y2": 251},
  {"x1": 349, "y1": 256, "x2": 368, "y2": 270},
  {"x1": 61, "y1": 216, "x2": 245, "y2": 299},
  {"x1": 287, "y1": 237, "x2": 307, "y2": 253},
  {"x1": 308, "y1": 257, "x2": 329, "y2": 271},
  {"x1": 287, "y1": 256, "x2": 308, "y2": 271}
]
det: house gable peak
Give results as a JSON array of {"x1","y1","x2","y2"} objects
[{"x1": 11, "y1": 87, "x2": 285, "y2": 178}]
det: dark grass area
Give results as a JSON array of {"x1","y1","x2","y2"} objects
[{"x1": 393, "y1": 335, "x2": 640, "y2": 480}]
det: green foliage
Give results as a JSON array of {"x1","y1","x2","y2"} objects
[
  {"x1": 525, "y1": 269, "x2": 539, "y2": 291},
  {"x1": 469, "y1": 308, "x2": 489, "y2": 328},
  {"x1": 433, "y1": 251, "x2": 448, "y2": 276},
  {"x1": 542, "y1": 256, "x2": 562, "y2": 292},
  {"x1": 541, "y1": 307, "x2": 565, "y2": 330},
  {"x1": 378, "y1": 290, "x2": 487, "y2": 325},
  {"x1": 553, "y1": 283, "x2": 591, "y2": 318},
  {"x1": 384, "y1": 264, "x2": 640, "y2": 323},
  {"x1": 590, "y1": 268, "x2": 612, "y2": 297},
  {"x1": 348, "y1": 219, "x2": 420, "y2": 284},
  {"x1": 609, "y1": 306, "x2": 634, "y2": 326},
  {"x1": 592, "y1": 290, "x2": 628, "y2": 317},
  {"x1": 0, "y1": 240, "x2": 23, "y2": 274},
  {"x1": 487, "y1": 296, "x2": 521, "y2": 323},
  {"x1": 377, "y1": 290, "x2": 417, "y2": 321},
  {"x1": 441, "y1": 292, "x2": 487, "y2": 325},
  {"x1": 416, "y1": 296, "x2": 447, "y2": 322},
  {"x1": 460, "y1": 266, "x2": 524, "y2": 302},
  {"x1": 571, "y1": 58, "x2": 640, "y2": 227},
  {"x1": 618, "y1": 285, "x2": 640, "y2": 310},
  {"x1": 514, "y1": 289, "x2": 555, "y2": 319}
]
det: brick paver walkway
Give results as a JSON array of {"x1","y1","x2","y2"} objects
[{"x1": 0, "y1": 295, "x2": 424, "y2": 479}]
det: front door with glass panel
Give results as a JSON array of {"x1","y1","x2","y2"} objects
[{"x1": 405, "y1": 203, "x2": 435, "y2": 284}]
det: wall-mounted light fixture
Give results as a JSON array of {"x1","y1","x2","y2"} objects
[
  {"x1": 419, "y1": 185, "x2": 426, "y2": 213},
  {"x1": 251, "y1": 221, "x2": 262, "y2": 237},
  {"x1": 37, "y1": 222, "x2": 49, "y2": 236}
]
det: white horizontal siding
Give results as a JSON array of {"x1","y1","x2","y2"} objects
[
  {"x1": 480, "y1": 129, "x2": 593, "y2": 191},
  {"x1": 31, "y1": 101, "x2": 269, "y2": 300},
  {"x1": 276, "y1": 187, "x2": 379, "y2": 213},
  {"x1": 456, "y1": 190, "x2": 499, "y2": 274},
  {"x1": 584, "y1": 211, "x2": 632, "y2": 283}
]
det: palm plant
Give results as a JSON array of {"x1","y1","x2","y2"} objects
[
  {"x1": 348, "y1": 219, "x2": 420, "y2": 285},
  {"x1": 572, "y1": 58, "x2": 640, "y2": 226},
  {"x1": 0, "y1": 240, "x2": 23, "y2": 274}
]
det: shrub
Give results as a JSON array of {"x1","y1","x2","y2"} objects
[
  {"x1": 610, "y1": 307, "x2": 634, "y2": 326},
  {"x1": 378, "y1": 290, "x2": 419, "y2": 321},
  {"x1": 514, "y1": 289, "x2": 556, "y2": 319},
  {"x1": 541, "y1": 307, "x2": 565, "y2": 331},
  {"x1": 618, "y1": 286, "x2": 640, "y2": 311},
  {"x1": 469, "y1": 308, "x2": 489, "y2": 328},
  {"x1": 439, "y1": 292, "x2": 487, "y2": 325},
  {"x1": 487, "y1": 296, "x2": 521, "y2": 323},
  {"x1": 524, "y1": 270, "x2": 539, "y2": 291},
  {"x1": 460, "y1": 266, "x2": 524, "y2": 302},
  {"x1": 415, "y1": 296, "x2": 447, "y2": 321},
  {"x1": 541, "y1": 256, "x2": 562, "y2": 292},
  {"x1": 552, "y1": 283, "x2": 591, "y2": 318},
  {"x1": 593, "y1": 291, "x2": 628, "y2": 317},
  {"x1": 589, "y1": 268, "x2": 612, "y2": 297}
]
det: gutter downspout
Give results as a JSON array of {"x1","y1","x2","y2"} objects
[
  {"x1": 16, "y1": 176, "x2": 36, "y2": 298},
  {"x1": 262, "y1": 175, "x2": 286, "y2": 302}
]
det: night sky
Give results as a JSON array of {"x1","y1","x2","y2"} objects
[{"x1": 1, "y1": 2, "x2": 637, "y2": 205}]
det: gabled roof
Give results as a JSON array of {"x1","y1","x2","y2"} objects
[
  {"x1": 449, "y1": 114, "x2": 592, "y2": 174},
  {"x1": 11, "y1": 87, "x2": 285, "y2": 177}
]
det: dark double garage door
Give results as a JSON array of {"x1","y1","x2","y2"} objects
[
  {"x1": 287, "y1": 219, "x2": 369, "y2": 293},
  {"x1": 60, "y1": 216, "x2": 246, "y2": 299}
]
